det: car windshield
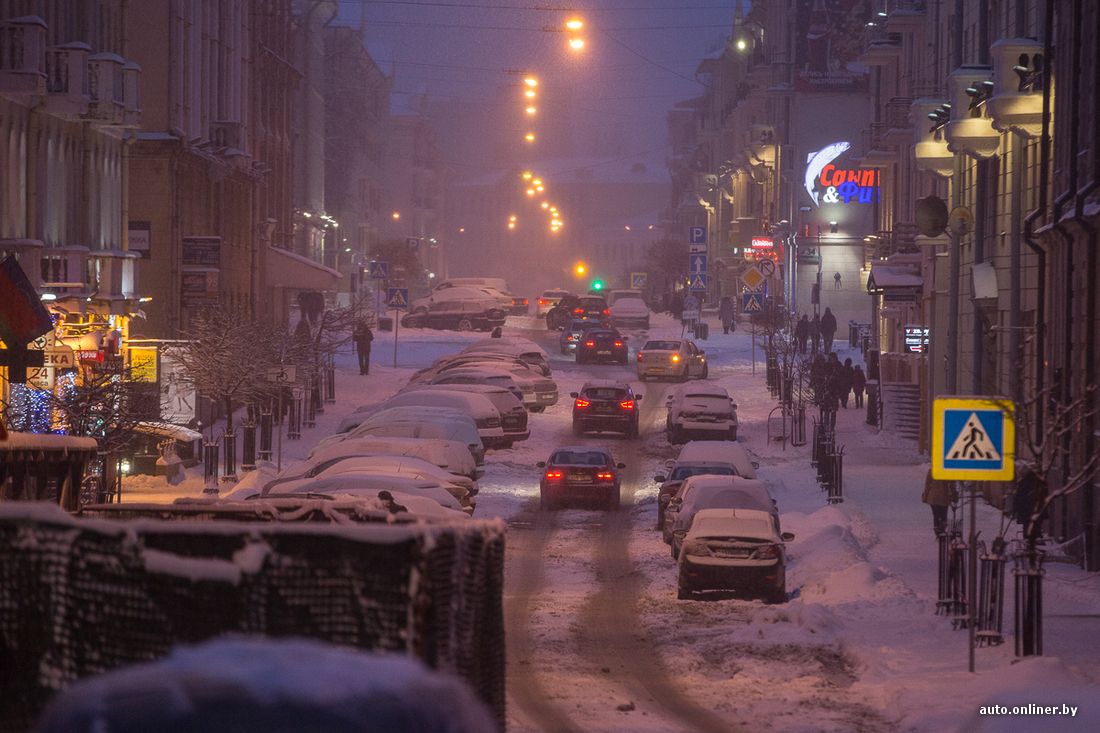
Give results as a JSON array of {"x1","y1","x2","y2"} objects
[
  {"x1": 670, "y1": 466, "x2": 736, "y2": 481},
  {"x1": 644, "y1": 341, "x2": 681, "y2": 351},
  {"x1": 551, "y1": 451, "x2": 610, "y2": 466},
  {"x1": 583, "y1": 387, "x2": 627, "y2": 400}
]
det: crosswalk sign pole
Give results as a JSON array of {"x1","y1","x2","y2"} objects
[{"x1": 393, "y1": 306, "x2": 399, "y2": 368}]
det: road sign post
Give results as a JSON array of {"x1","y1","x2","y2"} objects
[
  {"x1": 388, "y1": 288, "x2": 408, "y2": 368},
  {"x1": 931, "y1": 396, "x2": 1015, "y2": 673}
]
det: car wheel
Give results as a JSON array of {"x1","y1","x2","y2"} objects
[
  {"x1": 607, "y1": 491, "x2": 620, "y2": 511},
  {"x1": 529, "y1": 405, "x2": 545, "y2": 413},
  {"x1": 458, "y1": 318, "x2": 474, "y2": 331},
  {"x1": 766, "y1": 589, "x2": 787, "y2": 605},
  {"x1": 671, "y1": 543, "x2": 680, "y2": 560},
  {"x1": 670, "y1": 426, "x2": 684, "y2": 445},
  {"x1": 701, "y1": 363, "x2": 709, "y2": 379},
  {"x1": 620, "y1": 356, "x2": 628, "y2": 366},
  {"x1": 629, "y1": 421, "x2": 639, "y2": 440},
  {"x1": 677, "y1": 369, "x2": 689, "y2": 383},
  {"x1": 540, "y1": 492, "x2": 553, "y2": 510},
  {"x1": 576, "y1": 351, "x2": 584, "y2": 364},
  {"x1": 572, "y1": 421, "x2": 584, "y2": 437},
  {"x1": 729, "y1": 427, "x2": 738, "y2": 441},
  {"x1": 676, "y1": 576, "x2": 692, "y2": 600},
  {"x1": 656, "y1": 506, "x2": 665, "y2": 531},
  {"x1": 404, "y1": 317, "x2": 422, "y2": 328}
]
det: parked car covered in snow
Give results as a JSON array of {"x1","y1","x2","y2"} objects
[
  {"x1": 677, "y1": 508, "x2": 793, "y2": 602},
  {"x1": 322, "y1": 407, "x2": 484, "y2": 464},
  {"x1": 666, "y1": 383, "x2": 739, "y2": 443},
  {"x1": 410, "y1": 355, "x2": 558, "y2": 410},
  {"x1": 401, "y1": 298, "x2": 506, "y2": 332},
  {"x1": 606, "y1": 289, "x2": 651, "y2": 329},
  {"x1": 425, "y1": 368, "x2": 524, "y2": 403},
  {"x1": 395, "y1": 384, "x2": 529, "y2": 447},
  {"x1": 376, "y1": 391, "x2": 509, "y2": 449},
  {"x1": 663, "y1": 474, "x2": 778, "y2": 558},
  {"x1": 461, "y1": 337, "x2": 551, "y2": 376},
  {"x1": 261, "y1": 473, "x2": 467, "y2": 513},
  {"x1": 300, "y1": 436, "x2": 480, "y2": 481},
  {"x1": 653, "y1": 438, "x2": 760, "y2": 529},
  {"x1": 636, "y1": 339, "x2": 708, "y2": 382}
]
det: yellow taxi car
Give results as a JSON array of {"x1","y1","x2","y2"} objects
[{"x1": 636, "y1": 338, "x2": 708, "y2": 382}]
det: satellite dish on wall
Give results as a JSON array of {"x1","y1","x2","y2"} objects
[
  {"x1": 948, "y1": 206, "x2": 975, "y2": 237},
  {"x1": 915, "y1": 196, "x2": 949, "y2": 237}
]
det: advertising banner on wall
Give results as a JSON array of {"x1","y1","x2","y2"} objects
[{"x1": 794, "y1": 0, "x2": 872, "y2": 94}]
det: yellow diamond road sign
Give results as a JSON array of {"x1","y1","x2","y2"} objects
[
  {"x1": 741, "y1": 266, "x2": 764, "y2": 290},
  {"x1": 931, "y1": 397, "x2": 1015, "y2": 481}
]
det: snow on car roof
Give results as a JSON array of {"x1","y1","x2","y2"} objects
[
  {"x1": 687, "y1": 508, "x2": 778, "y2": 541},
  {"x1": 676, "y1": 440, "x2": 756, "y2": 479},
  {"x1": 677, "y1": 476, "x2": 774, "y2": 514},
  {"x1": 677, "y1": 383, "x2": 730, "y2": 398}
]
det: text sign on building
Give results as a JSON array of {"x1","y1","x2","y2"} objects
[
  {"x1": 804, "y1": 142, "x2": 880, "y2": 208},
  {"x1": 932, "y1": 397, "x2": 1015, "y2": 482},
  {"x1": 127, "y1": 221, "x2": 151, "y2": 260},
  {"x1": 750, "y1": 237, "x2": 774, "y2": 250},
  {"x1": 182, "y1": 236, "x2": 221, "y2": 268},
  {"x1": 904, "y1": 325, "x2": 929, "y2": 353}
]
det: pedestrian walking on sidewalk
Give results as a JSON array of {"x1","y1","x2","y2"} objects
[
  {"x1": 719, "y1": 296, "x2": 736, "y2": 334},
  {"x1": 834, "y1": 271, "x2": 842, "y2": 289},
  {"x1": 811, "y1": 313, "x2": 821, "y2": 354},
  {"x1": 839, "y1": 357, "x2": 855, "y2": 408},
  {"x1": 353, "y1": 320, "x2": 373, "y2": 375},
  {"x1": 820, "y1": 307, "x2": 838, "y2": 353},
  {"x1": 794, "y1": 315, "x2": 809, "y2": 353},
  {"x1": 852, "y1": 364, "x2": 866, "y2": 408},
  {"x1": 922, "y1": 468, "x2": 958, "y2": 536}
]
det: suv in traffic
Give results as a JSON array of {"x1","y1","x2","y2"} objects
[{"x1": 571, "y1": 380, "x2": 642, "y2": 438}]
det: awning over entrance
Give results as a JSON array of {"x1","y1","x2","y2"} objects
[
  {"x1": 868, "y1": 258, "x2": 922, "y2": 303},
  {"x1": 266, "y1": 247, "x2": 341, "y2": 292}
]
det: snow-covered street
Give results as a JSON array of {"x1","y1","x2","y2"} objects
[{"x1": 122, "y1": 314, "x2": 1100, "y2": 732}]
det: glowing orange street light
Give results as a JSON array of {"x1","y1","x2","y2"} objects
[
  {"x1": 522, "y1": 172, "x2": 532, "y2": 179},
  {"x1": 569, "y1": 38, "x2": 584, "y2": 50},
  {"x1": 527, "y1": 189, "x2": 536, "y2": 195},
  {"x1": 392, "y1": 212, "x2": 400, "y2": 219},
  {"x1": 575, "y1": 264, "x2": 586, "y2": 275},
  {"x1": 526, "y1": 107, "x2": 536, "y2": 114},
  {"x1": 566, "y1": 19, "x2": 583, "y2": 30},
  {"x1": 524, "y1": 77, "x2": 538, "y2": 86},
  {"x1": 541, "y1": 202, "x2": 549, "y2": 208},
  {"x1": 525, "y1": 89, "x2": 536, "y2": 98},
  {"x1": 525, "y1": 133, "x2": 535, "y2": 142}
]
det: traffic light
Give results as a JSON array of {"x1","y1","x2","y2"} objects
[
  {"x1": 591, "y1": 279, "x2": 603, "y2": 290},
  {"x1": 575, "y1": 263, "x2": 586, "y2": 276}
]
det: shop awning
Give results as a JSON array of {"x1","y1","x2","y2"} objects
[{"x1": 266, "y1": 247, "x2": 341, "y2": 292}]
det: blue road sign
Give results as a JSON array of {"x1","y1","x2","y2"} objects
[
  {"x1": 387, "y1": 288, "x2": 409, "y2": 308},
  {"x1": 742, "y1": 293, "x2": 764, "y2": 312},
  {"x1": 932, "y1": 398, "x2": 1015, "y2": 481},
  {"x1": 689, "y1": 273, "x2": 708, "y2": 292},
  {"x1": 689, "y1": 254, "x2": 707, "y2": 273},
  {"x1": 370, "y1": 261, "x2": 389, "y2": 280},
  {"x1": 688, "y1": 226, "x2": 707, "y2": 245},
  {"x1": 406, "y1": 237, "x2": 420, "y2": 253},
  {"x1": 631, "y1": 272, "x2": 647, "y2": 289}
]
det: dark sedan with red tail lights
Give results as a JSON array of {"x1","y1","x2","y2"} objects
[
  {"x1": 537, "y1": 447, "x2": 626, "y2": 511},
  {"x1": 575, "y1": 328, "x2": 629, "y2": 365},
  {"x1": 570, "y1": 380, "x2": 641, "y2": 438}
]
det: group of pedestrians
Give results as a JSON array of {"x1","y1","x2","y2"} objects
[
  {"x1": 810, "y1": 351, "x2": 866, "y2": 426},
  {"x1": 794, "y1": 307, "x2": 838, "y2": 354}
]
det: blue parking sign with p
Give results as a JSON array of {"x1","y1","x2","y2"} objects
[{"x1": 689, "y1": 226, "x2": 707, "y2": 245}]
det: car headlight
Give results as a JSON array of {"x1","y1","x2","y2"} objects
[{"x1": 680, "y1": 411, "x2": 699, "y2": 419}]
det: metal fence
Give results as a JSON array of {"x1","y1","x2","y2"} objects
[{"x1": 0, "y1": 505, "x2": 505, "y2": 732}]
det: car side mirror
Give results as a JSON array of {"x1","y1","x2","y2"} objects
[
  {"x1": 621, "y1": 336, "x2": 629, "y2": 341},
  {"x1": 569, "y1": 392, "x2": 579, "y2": 398},
  {"x1": 616, "y1": 463, "x2": 626, "y2": 469},
  {"x1": 536, "y1": 461, "x2": 546, "y2": 468},
  {"x1": 751, "y1": 461, "x2": 760, "y2": 469},
  {"x1": 654, "y1": 475, "x2": 666, "y2": 483},
  {"x1": 634, "y1": 394, "x2": 642, "y2": 401},
  {"x1": 781, "y1": 532, "x2": 795, "y2": 542},
  {"x1": 732, "y1": 403, "x2": 738, "y2": 410},
  {"x1": 698, "y1": 350, "x2": 705, "y2": 355},
  {"x1": 664, "y1": 459, "x2": 675, "y2": 469}
]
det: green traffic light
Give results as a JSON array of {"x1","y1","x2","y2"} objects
[{"x1": 592, "y1": 280, "x2": 603, "y2": 290}]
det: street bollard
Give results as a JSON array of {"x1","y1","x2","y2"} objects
[
  {"x1": 949, "y1": 530, "x2": 970, "y2": 628},
  {"x1": 936, "y1": 530, "x2": 953, "y2": 615},
  {"x1": 258, "y1": 408, "x2": 273, "y2": 461},
  {"x1": 324, "y1": 356, "x2": 336, "y2": 404},
  {"x1": 221, "y1": 431, "x2": 237, "y2": 482},
  {"x1": 287, "y1": 388, "x2": 303, "y2": 440},
  {"x1": 241, "y1": 421, "x2": 257, "y2": 472},
  {"x1": 305, "y1": 376, "x2": 318, "y2": 428},
  {"x1": 791, "y1": 405, "x2": 807, "y2": 446},
  {"x1": 826, "y1": 446, "x2": 844, "y2": 504},
  {"x1": 203, "y1": 441, "x2": 220, "y2": 493}
]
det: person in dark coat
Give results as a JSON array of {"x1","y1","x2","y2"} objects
[
  {"x1": 352, "y1": 321, "x2": 373, "y2": 375},
  {"x1": 838, "y1": 357, "x2": 855, "y2": 408},
  {"x1": 811, "y1": 313, "x2": 821, "y2": 354},
  {"x1": 820, "y1": 307, "x2": 838, "y2": 353},
  {"x1": 718, "y1": 296, "x2": 736, "y2": 334},
  {"x1": 490, "y1": 326, "x2": 503, "y2": 338},
  {"x1": 852, "y1": 364, "x2": 867, "y2": 408},
  {"x1": 823, "y1": 352, "x2": 842, "y2": 428},
  {"x1": 922, "y1": 468, "x2": 958, "y2": 536},
  {"x1": 810, "y1": 354, "x2": 827, "y2": 404},
  {"x1": 669, "y1": 292, "x2": 684, "y2": 320},
  {"x1": 794, "y1": 315, "x2": 809, "y2": 353}
]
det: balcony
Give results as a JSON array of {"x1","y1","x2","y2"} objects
[
  {"x1": 883, "y1": 96, "x2": 914, "y2": 145},
  {"x1": 44, "y1": 42, "x2": 90, "y2": 119},
  {"x1": 944, "y1": 65, "x2": 1000, "y2": 160},
  {"x1": 986, "y1": 38, "x2": 1043, "y2": 139},
  {"x1": 86, "y1": 52, "x2": 124, "y2": 125},
  {"x1": 39, "y1": 246, "x2": 91, "y2": 300},
  {"x1": 859, "y1": 122, "x2": 900, "y2": 165},
  {"x1": 911, "y1": 98, "x2": 953, "y2": 178},
  {"x1": 89, "y1": 250, "x2": 140, "y2": 304},
  {"x1": 0, "y1": 15, "x2": 46, "y2": 98},
  {"x1": 212, "y1": 120, "x2": 246, "y2": 153}
]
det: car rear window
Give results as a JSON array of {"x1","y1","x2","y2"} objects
[
  {"x1": 644, "y1": 341, "x2": 681, "y2": 351},
  {"x1": 577, "y1": 298, "x2": 606, "y2": 308},
  {"x1": 551, "y1": 451, "x2": 609, "y2": 466},
  {"x1": 685, "y1": 392, "x2": 726, "y2": 399},
  {"x1": 583, "y1": 387, "x2": 628, "y2": 400},
  {"x1": 670, "y1": 466, "x2": 736, "y2": 480}
]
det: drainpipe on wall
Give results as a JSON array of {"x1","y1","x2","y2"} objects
[{"x1": 946, "y1": 0, "x2": 965, "y2": 396}]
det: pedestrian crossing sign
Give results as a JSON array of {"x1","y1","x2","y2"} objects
[
  {"x1": 689, "y1": 273, "x2": 708, "y2": 291},
  {"x1": 931, "y1": 397, "x2": 1014, "y2": 481},
  {"x1": 370, "y1": 261, "x2": 389, "y2": 279},
  {"x1": 742, "y1": 293, "x2": 764, "y2": 312},
  {"x1": 387, "y1": 288, "x2": 409, "y2": 308}
]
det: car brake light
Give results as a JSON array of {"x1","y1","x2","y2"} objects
[
  {"x1": 672, "y1": 354, "x2": 680, "y2": 362},
  {"x1": 522, "y1": 299, "x2": 528, "y2": 305},
  {"x1": 574, "y1": 308, "x2": 584, "y2": 314},
  {"x1": 637, "y1": 353, "x2": 642, "y2": 361},
  {"x1": 620, "y1": 400, "x2": 635, "y2": 409},
  {"x1": 755, "y1": 544, "x2": 782, "y2": 559},
  {"x1": 539, "y1": 299, "x2": 547, "y2": 305},
  {"x1": 614, "y1": 341, "x2": 622, "y2": 347},
  {"x1": 597, "y1": 472, "x2": 614, "y2": 480},
  {"x1": 575, "y1": 399, "x2": 590, "y2": 408},
  {"x1": 603, "y1": 309, "x2": 610, "y2": 314},
  {"x1": 585, "y1": 341, "x2": 594, "y2": 347},
  {"x1": 545, "y1": 470, "x2": 562, "y2": 480}
]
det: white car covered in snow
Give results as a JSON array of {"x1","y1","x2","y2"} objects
[
  {"x1": 302, "y1": 436, "x2": 480, "y2": 480},
  {"x1": 262, "y1": 473, "x2": 466, "y2": 513},
  {"x1": 666, "y1": 383, "x2": 739, "y2": 444},
  {"x1": 664, "y1": 474, "x2": 778, "y2": 558},
  {"x1": 606, "y1": 289, "x2": 650, "y2": 329},
  {"x1": 677, "y1": 508, "x2": 793, "y2": 602},
  {"x1": 461, "y1": 337, "x2": 552, "y2": 376}
]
